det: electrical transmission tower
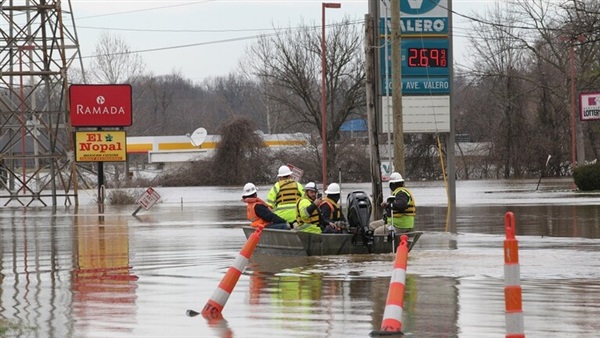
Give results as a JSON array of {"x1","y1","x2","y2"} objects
[{"x1": 0, "y1": 0, "x2": 83, "y2": 206}]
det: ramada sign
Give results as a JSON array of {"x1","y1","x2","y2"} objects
[{"x1": 69, "y1": 84, "x2": 132, "y2": 127}]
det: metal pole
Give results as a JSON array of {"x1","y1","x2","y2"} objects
[
  {"x1": 383, "y1": 1, "x2": 392, "y2": 171},
  {"x1": 321, "y1": 2, "x2": 341, "y2": 189}
]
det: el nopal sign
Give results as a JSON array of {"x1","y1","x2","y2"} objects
[{"x1": 69, "y1": 84, "x2": 132, "y2": 127}]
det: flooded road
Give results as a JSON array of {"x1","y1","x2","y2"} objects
[{"x1": 1, "y1": 178, "x2": 599, "y2": 337}]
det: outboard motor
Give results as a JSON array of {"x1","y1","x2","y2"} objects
[{"x1": 346, "y1": 190, "x2": 374, "y2": 250}]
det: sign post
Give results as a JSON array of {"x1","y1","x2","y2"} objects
[{"x1": 69, "y1": 83, "x2": 133, "y2": 205}]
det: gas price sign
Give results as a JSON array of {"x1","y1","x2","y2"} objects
[
  {"x1": 381, "y1": 38, "x2": 449, "y2": 77},
  {"x1": 401, "y1": 39, "x2": 448, "y2": 76},
  {"x1": 407, "y1": 47, "x2": 448, "y2": 67}
]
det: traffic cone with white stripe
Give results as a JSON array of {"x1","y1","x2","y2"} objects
[
  {"x1": 504, "y1": 212, "x2": 525, "y2": 338},
  {"x1": 370, "y1": 234, "x2": 409, "y2": 337},
  {"x1": 200, "y1": 226, "x2": 264, "y2": 321}
]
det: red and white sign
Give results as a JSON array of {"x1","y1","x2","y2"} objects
[
  {"x1": 286, "y1": 163, "x2": 304, "y2": 182},
  {"x1": 136, "y1": 187, "x2": 161, "y2": 210},
  {"x1": 580, "y1": 92, "x2": 600, "y2": 121},
  {"x1": 69, "y1": 84, "x2": 132, "y2": 127}
]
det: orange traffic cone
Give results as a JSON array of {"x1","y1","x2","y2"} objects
[
  {"x1": 187, "y1": 226, "x2": 264, "y2": 321},
  {"x1": 370, "y1": 234, "x2": 408, "y2": 337},
  {"x1": 504, "y1": 212, "x2": 525, "y2": 338}
]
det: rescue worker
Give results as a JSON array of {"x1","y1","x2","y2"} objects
[
  {"x1": 295, "y1": 182, "x2": 323, "y2": 233},
  {"x1": 266, "y1": 165, "x2": 304, "y2": 224},
  {"x1": 369, "y1": 172, "x2": 416, "y2": 235},
  {"x1": 319, "y1": 183, "x2": 346, "y2": 233},
  {"x1": 242, "y1": 183, "x2": 289, "y2": 230}
]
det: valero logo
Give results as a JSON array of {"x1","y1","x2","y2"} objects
[{"x1": 401, "y1": 0, "x2": 442, "y2": 15}]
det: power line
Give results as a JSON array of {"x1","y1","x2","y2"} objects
[
  {"x1": 77, "y1": 25, "x2": 277, "y2": 33},
  {"x1": 76, "y1": 1, "x2": 582, "y2": 61},
  {"x1": 76, "y1": 0, "x2": 216, "y2": 20},
  {"x1": 79, "y1": 20, "x2": 363, "y2": 59},
  {"x1": 80, "y1": 34, "x2": 270, "y2": 59}
]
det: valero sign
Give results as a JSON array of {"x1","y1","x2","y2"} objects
[
  {"x1": 75, "y1": 131, "x2": 127, "y2": 162},
  {"x1": 69, "y1": 84, "x2": 132, "y2": 127},
  {"x1": 401, "y1": 0, "x2": 444, "y2": 15}
]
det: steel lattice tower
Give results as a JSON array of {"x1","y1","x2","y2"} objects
[{"x1": 0, "y1": 0, "x2": 82, "y2": 206}]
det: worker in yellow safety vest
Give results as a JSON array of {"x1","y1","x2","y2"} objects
[
  {"x1": 295, "y1": 182, "x2": 323, "y2": 233},
  {"x1": 266, "y1": 165, "x2": 304, "y2": 224},
  {"x1": 369, "y1": 172, "x2": 416, "y2": 235}
]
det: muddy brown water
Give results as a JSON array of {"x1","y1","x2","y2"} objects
[{"x1": 1, "y1": 178, "x2": 599, "y2": 337}]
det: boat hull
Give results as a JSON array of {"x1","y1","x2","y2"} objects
[{"x1": 242, "y1": 226, "x2": 422, "y2": 256}]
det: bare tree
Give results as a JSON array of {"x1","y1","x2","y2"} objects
[
  {"x1": 457, "y1": 0, "x2": 600, "y2": 178},
  {"x1": 463, "y1": 3, "x2": 533, "y2": 178},
  {"x1": 200, "y1": 74, "x2": 267, "y2": 132},
  {"x1": 87, "y1": 32, "x2": 145, "y2": 84},
  {"x1": 244, "y1": 18, "x2": 366, "y2": 182}
]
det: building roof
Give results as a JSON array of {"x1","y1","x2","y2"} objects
[{"x1": 340, "y1": 119, "x2": 368, "y2": 132}]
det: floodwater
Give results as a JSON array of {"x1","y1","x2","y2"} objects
[{"x1": 1, "y1": 178, "x2": 599, "y2": 337}]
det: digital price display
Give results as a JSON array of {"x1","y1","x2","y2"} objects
[
  {"x1": 407, "y1": 48, "x2": 448, "y2": 68},
  {"x1": 380, "y1": 38, "x2": 450, "y2": 91}
]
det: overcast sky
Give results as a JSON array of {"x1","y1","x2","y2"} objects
[{"x1": 70, "y1": 0, "x2": 499, "y2": 84}]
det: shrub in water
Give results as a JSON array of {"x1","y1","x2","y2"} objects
[
  {"x1": 107, "y1": 189, "x2": 139, "y2": 205},
  {"x1": 573, "y1": 162, "x2": 600, "y2": 191}
]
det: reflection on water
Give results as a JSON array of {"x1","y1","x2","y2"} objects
[
  {"x1": 72, "y1": 212, "x2": 138, "y2": 337},
  {"x1": 0, "y1": 179, "x2": 599, "y2": 337},
  {"x1": 245, "y1": 255, "x2": 461, "y2": 337}
]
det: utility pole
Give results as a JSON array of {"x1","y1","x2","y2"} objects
[
  {"x1": 447, "y1": 0, "x2": 457, "y2": 233},
  {"x1": 391, "y1": 0, "x2": 405, "y2": 174},
  {"x1": 365, "y1": 14, "x2": 383, "y2": 219}
]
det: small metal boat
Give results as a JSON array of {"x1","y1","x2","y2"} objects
[{"x1": 242, "y1": 226, "x2": 422, "y2": 256}]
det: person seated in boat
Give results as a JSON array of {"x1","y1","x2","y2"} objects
[
  {"x1": 295, "y1": 182, "x2": 323, "y2": 233},
  {"x1": 319, "y1": 183, "x2": 347, "y2": 234},
  {"x1": 242, "y1": 183, "x2": 289, "y2": 230},
  {"x1": 368, "y1": 172, "x2": 415, "y2": 235},
  {"x1": 266, "y1": 165, "x2": 304, "y2": 225}
]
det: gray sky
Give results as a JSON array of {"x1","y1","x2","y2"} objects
[{"x1": 71, "y1": 0, "x2": 499, "y2": 83}]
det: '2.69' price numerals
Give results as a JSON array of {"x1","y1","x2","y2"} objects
[{"x1": 407, "y1": 48, "x2": 448, "y2": 67}]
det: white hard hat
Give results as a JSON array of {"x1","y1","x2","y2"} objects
[
  {"x1": 389, "y1": 172, "x2": 404, "y2": 183},
  {"x1": 305, "y1": 182, "x2": 318, "y2": 191},
  {"x1": 242, "y1": 182, "x2": 258, "y2": 197},
  {"x1": 277, "y1": 165, "x2": 293, "y2": 177},
  {"x1": 324, "y1": 183, "x2": 341, "y2": 194}
]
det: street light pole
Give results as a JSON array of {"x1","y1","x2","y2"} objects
[{"x1": 321, "y1": 2, "x2": 341, "y2": 189}]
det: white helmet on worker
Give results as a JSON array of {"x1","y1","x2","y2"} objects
[
  {"x1": 305, "y1": 182, "x2": 318, "y2": 191},
  {"x1": 277, "y1": 165, "x2": 293, "y2": 177},
  {"x1": 389, "y1": 172, "x2": 404, "y2": 183},
  {"x1": 242, "y1": 182, "x2": 258, "y2": 197},
  {"x1": 325, "y1": 183, "x2": 341, "y2": 194}
]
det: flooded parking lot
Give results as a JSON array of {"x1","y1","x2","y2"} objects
[{"x1": 1, "y1": 178, "x2": 599, "y2": 337}]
